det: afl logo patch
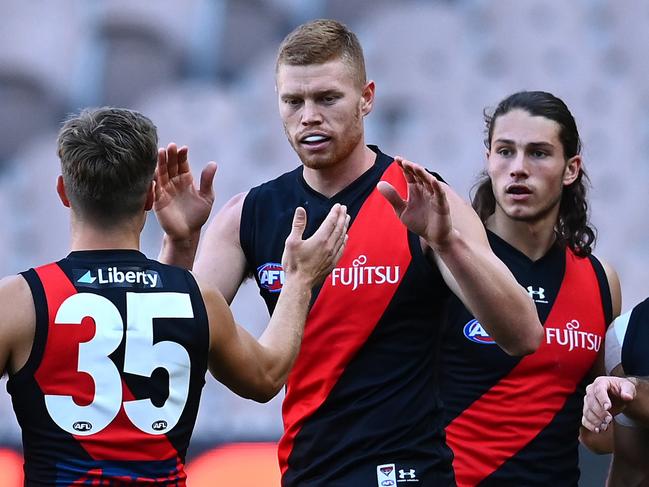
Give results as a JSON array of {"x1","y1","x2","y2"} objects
[
  {"x1": 463, "y1": 319, "x2": 496, "y2": 345},
  {"x1": 257, "y1": 263, "x2": 285, "y2": 293},
  {"x1": 73, "y1": 421, "x2": 93, "y2": 432}
]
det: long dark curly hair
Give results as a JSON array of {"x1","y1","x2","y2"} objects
[{"x1": 472, "y1": 91, "x2": 595, "y2": 256}]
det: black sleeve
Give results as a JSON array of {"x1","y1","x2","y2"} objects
[{"x1": 621, "y1": 298, "x2": 649, "y2": 376}]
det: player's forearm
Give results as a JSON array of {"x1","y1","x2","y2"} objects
[
  {"x1": 256, "y1": 276, "x2": 313, "y2": 394},
  {"x1": 622, "y1": 377, "x2": 649, "y2": 426},
  {"x1": 158, "y1": 233, "x2": 200, "y2": 269},
  {"x1": 435, "y1": 231, "x2": 543, "y2": 355},
  {"x1": 608, "y1": 465, "x2": 643, "y2": 487},
  {"x1": 607, "y1": 454, "x2": 649, "y2": 486},
  {"x1": 579, "y1": 425, "x2": 613, "y2": 454}
]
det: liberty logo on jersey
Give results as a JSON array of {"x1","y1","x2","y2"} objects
[
  {"x1": 463, "y1": 319, "x2": 496, "y2": 345},
  {"x1": 331, "y1": 255, "x2": 400, "y2": 291},
  {"x1": 74, "y1": 267, "x2": 161, "y2": 288},
  {"x1": 258, "y1": 263, "x2": 284, "y2": 292},
  {"x1": 546, "y1": 319, "x2": 602, "y2": 352}
]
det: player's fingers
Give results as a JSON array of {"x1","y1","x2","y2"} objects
[
  {"x1": 199, "y1": 162, "x2": 218, "y2": 198},
  {"x1": 335, "y1": 213, "x2": 351, "y2": 249},
  {"x1": 581, "y1": 412, "x2": 603, "y2": 433},
  {"x1": 167, "y1": 143, "x2": 179, "y2": 179},
  {"x1": 620, "y1": 379, "x2": 637, "y2": 402},
  {"x1": 395, "y1": 156, "x2": 417, "y2": 184},
  {"x1": 582, "y1": 402, "x2": 610, "y2": 431},
  {"x1": 592, "y1": 381, "x2": 613, "y2": 412},
  {"x1": 331, "y1": 234, "x2": 348, "y2": 268},
  {"x1": 585, "y1": 382, "x2": 610, "y2": 416},
  {"x1": 430, "y1": 178, "x2": 450, "y2": 214},
  {"x1": 312, "y1": 203, "x2": 344, "y2": 243},
  {"x1": 584, "y1": 385, "x2": 606, "y2": 415},
  {"x1": 326, "y1": 210, "x2": 349, "y2": 268},
  {"x1": 377, "y1": 181, "x2": 406, "y2": 216},
  {"x1": 156, "y1": 148, "x2": 169, "y2": 186},
  {"x1": 328, "y1": 205, "x2": 349, "y2": 251},
  {"x1": 288, "y1": 206, "x2": 308, "y2": 241},
  {"x1": 177, "y1": 146, "x2": 190, "y2": 175},
  {"x1": 584, "y1": 386, "x2": 615, "y2": 430}
]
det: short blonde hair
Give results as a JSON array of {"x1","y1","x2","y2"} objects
[{"x1": 276, "y1": 19, "x2": 367, "y2": 88}]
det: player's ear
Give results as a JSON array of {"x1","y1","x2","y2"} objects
[
  {"x1": 361, "y1": 80, "x2": 375, "y2": 116},
  {"x1": 144, "y1": 180, "x2": 155, "y2": 211},
  {"x1": 56, "y1": 175, "x2": 71, "y2": 208},
  {"x1": 563, "y1": 155, "x2": 582, "y2": 186}
]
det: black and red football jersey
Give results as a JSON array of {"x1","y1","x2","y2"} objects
[
  {"x1": 440, "y1": 232, "x2": 612, "y2": 486},
  {"x1": 8, "y1": 250, "x2": 209, "y2": 486},
  {"x1": 240, "y1": 146, "x2": 454, "y2": 486}
]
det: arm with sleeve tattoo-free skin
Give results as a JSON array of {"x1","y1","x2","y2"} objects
[
  {"x1": 377, "y1": 157, "x2": 543, "y2": 356},
  {"x1": 0, "y1": 275, "x2": 36, "y2": 379},
  {"x1": 579, "y1": 259, "x2": 622, "y2": 454},
  {"x1": 192, "y1": 193, "x2": 249, "y2": 304},
  {"x1": 607, "y1": 423, "x2": 649, "y2": 486},
  {"x1": 198, "y1": 204, "x2": 349, "y2": 401}
]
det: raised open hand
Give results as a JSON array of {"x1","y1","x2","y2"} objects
[
  {"x1": 282, "y1": 204, "x2": 350, "y2": 287},
  {"x1": 154, "y1": 142, "x2": 217, "y2": 240},
  {"x1": 377, "y1": 157, "x2": 453, "y2": 251}
]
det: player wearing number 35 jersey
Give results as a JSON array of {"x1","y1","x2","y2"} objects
[{"x1": 0, "y1": 107, "x2": 348, "y2": 486}]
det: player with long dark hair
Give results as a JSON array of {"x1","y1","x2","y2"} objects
[{"x1": 440, "y1": 91, "x2": 621, "y2": 486}]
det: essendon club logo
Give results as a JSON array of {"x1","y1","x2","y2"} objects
[
  {"x1": 257, "y1": 263, "x2": 285, "y2": 293},
  {"x1": 377, "y1": 463, "x2": 397, "y2": 487}
]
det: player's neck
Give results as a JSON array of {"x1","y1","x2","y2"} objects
[
  {"x1": 486, "y1": 209, "x2": 558, "y2": 262},
  {"x1": 302, "y1": 144, "x2": 376, "y2": 198},
  {"x1": 69, "y1": 216, "x2": 142, "y2": 252}
]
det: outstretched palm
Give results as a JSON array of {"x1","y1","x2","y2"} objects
[
  {"x1": 154, "y1": 143, "x2": 217, "y2": 239},
  {"x1": 377, "y1": 157, "x2": 452, "y2": 250}
]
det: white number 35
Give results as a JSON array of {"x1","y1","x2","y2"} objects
[{"x1": 45, "y1": 292, "x2": 193, "y2": 436}]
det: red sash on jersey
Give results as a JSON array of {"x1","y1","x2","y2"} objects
[
  {"x1": 445, "y1": 249, "x2": 606, "y2": 487},
  {"x1": 278, "y1": 161, "x2": 412, "y2": 474},
  {"x1": 33, "y1": 263, "x2": 184, "y2": 475}
]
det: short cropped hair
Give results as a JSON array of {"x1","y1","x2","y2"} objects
[
  {"x1": 57, "y1": 107, "x2": 158, "y2": 225},
  {"x1": 276, "y1": 19, "x2": 367, "y2": 88}
]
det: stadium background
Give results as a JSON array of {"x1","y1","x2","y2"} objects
[{"x1": 1, "y1": 0, "x2": 646, "y2": 484}]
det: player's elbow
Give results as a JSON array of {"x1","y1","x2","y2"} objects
[
  {"x1": 502, "y1": 325, "x2": 543, "y2": 356},
  {"x1": 209, "y1": 364, "x2": 283, "y2": 403},
  {"x1": 244, "y1": 373, "x2": 285, "y2": 403},
  {"x1": 521, "y1": 326, "x2": 544, "y2": 355},
  {"x1": 245, "y1": 390, "x2": 276, "y2": 403}
]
